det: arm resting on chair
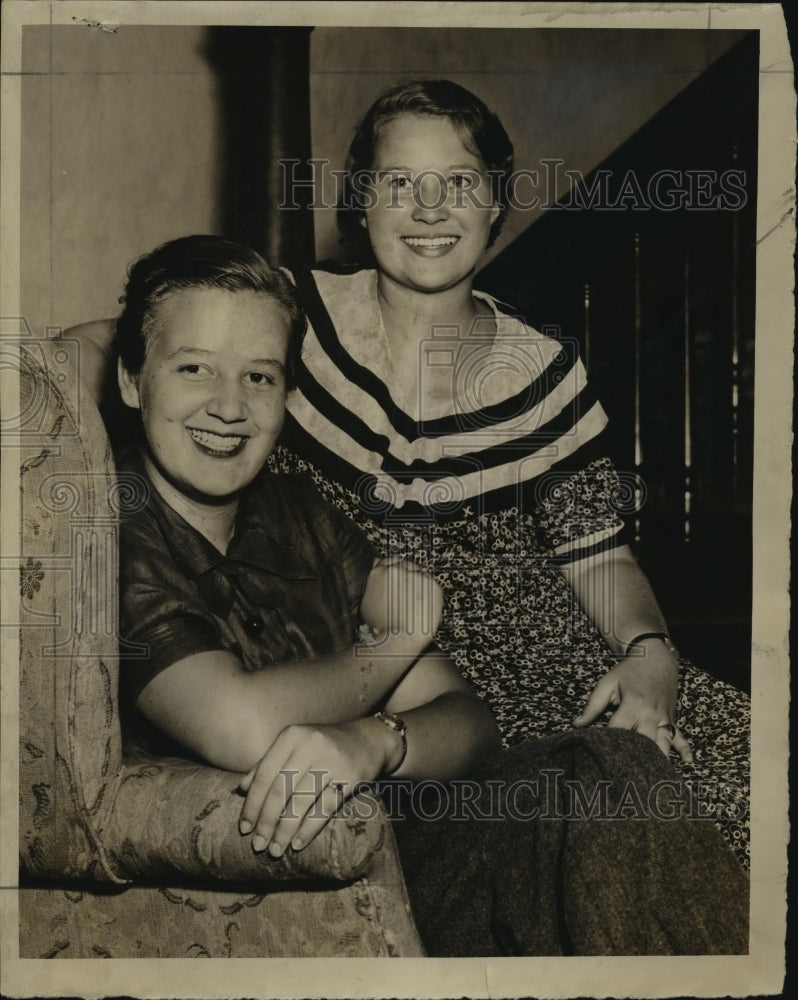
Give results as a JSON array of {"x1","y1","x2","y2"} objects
[{"x1": 99, "y1": 756, "x2": 388, "y2": 884}]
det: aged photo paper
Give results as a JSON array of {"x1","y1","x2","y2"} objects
[{"x1": 1, "y1": 2, "x2": 792, "y2": 998}]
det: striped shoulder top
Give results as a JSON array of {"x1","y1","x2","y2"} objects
[{"x1": 283, "y1": 265, "x2": 627, "y2": 564}]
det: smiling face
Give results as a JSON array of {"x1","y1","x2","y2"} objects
[
  {"x1": 118, "y1": 286, "x2": 290, "y2": 506},
  {"x1": 361, "y1": 114, "x2": 500, "y2": 297}
]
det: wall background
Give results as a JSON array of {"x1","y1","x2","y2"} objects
[
  {"x1": 20, "y1": 24, "x2": 743, "y2": 335},
  {"x1": 21, "y1": 25, "x2": 223, "y2": 336}
]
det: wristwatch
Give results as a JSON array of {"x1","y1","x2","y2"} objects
[{"x1": 373, "y1": 710, "x2": 408, "y2": 775}]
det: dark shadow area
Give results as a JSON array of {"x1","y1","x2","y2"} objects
[
  {"x1": 478, "y1": 33, "x2": 759, "y2": 692},
  {"x1": 204, "y1": 26, "x2": 315, "y2": 269}
]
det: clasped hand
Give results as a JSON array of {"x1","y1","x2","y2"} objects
[
  {"x1": 238, "y1": 717, "x2": 389, "y2": 858},
  {"x1": 573, "y1": 654, "x2": 693, "y2": 763}
]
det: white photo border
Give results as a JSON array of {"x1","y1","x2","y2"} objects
[{"x1": 1, "y1": 3, "x2": 792, "y2": 998}]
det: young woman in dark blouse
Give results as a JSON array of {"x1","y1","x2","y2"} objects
[
  {"x1": 116, "y1": 236, "x2": 498, "y2": 856},
  {"x1": 115, "y1": 235, "x2": 748, "y2": 956}
]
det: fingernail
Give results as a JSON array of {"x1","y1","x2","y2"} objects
[
  {"x1": 291, "y1": 837, "x2": 303, "y2": 851},
  {"x1": 239, "y1": 820, "x2": 252, "y2": 835},
  {"x1": 252, "y1": 835, "x2": 267, "y2": 852},
  {"x1": 268, "y1": 841, "x2": 284, "y2": 858}
]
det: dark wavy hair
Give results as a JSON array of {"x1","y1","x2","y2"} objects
[
  {"x1": 337, "y1": 79, "x2": 514, "y2": 251},
  {"x1": 115, "y1": 235, "x2": 306, "y2": 389}
]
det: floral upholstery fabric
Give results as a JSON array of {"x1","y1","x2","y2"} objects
[
  {"x1": 17, "y1": 338, "x2": 423, "y2": 957},
  {"x1": 19, "y1": 851, "x2": 419, "y2": 958},
  {"x1": 19, "y1": 340, "x2": 123, "y2": 884}
]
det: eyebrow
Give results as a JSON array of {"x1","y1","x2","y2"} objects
[
  {"x1": 166, "y1": 346, "x2": 285, "y2": 371},
  {"x1": 165, "y1": 347, "x2": 214, "y2": 359},
  {"x1": 251, "y1": 358, "x2": 286, "y2": 372},
  {"x1": 378, "y1": 164, "x2": 483, "y2": 173}
]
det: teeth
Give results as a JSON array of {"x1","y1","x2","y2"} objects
[
  {"x1": 188, "y1": 428, "x2": 245, "y2": 452},
  {"x1": 402, "y1": 236, "x2": 459, "y2": 248}
]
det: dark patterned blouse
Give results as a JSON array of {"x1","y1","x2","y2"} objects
[{"x1": 117, "y1": 451, "x2": 375, "y2": 709}]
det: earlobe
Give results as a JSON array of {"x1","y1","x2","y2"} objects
[
  {"x1": 117, "y1": 358, "x2": 142, "y2": 410},
  {"x1": 359, "y1": 214, "x2": 368, "y2": 230}
]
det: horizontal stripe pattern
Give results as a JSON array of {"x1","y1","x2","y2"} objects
[{"x1": 284, "y1": 267, "x2": 624, "y2": 554}]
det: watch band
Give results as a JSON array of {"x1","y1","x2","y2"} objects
[
  {"x1": 625, "y1": 631, "x2": 680, "y2": 659},
  {"x1": 374, "y1": 710, "x2": 408, "y2": 775}
]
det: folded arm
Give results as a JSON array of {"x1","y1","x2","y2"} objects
[
  {"x1": 134, "y1": 553, "x2": 499, "y2": 855},
  {"x1": 137, "y1": 559, "x2": 443, "y2": 773},
  {"x1": 237, "y1": 644, "x2": 500, "y2": 858},
  {"x1": 382, "y1": 647, "x2": 500, "y2": 781}
]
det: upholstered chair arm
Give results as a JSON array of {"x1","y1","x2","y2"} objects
[{"x1": 98, "y1": 756, "x2": 388, "y2": 885}]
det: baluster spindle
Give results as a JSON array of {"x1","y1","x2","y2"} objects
[
  {"x1": 633, "y1": 232, "x2": 642, "y2": 547},
  {"x1": 731, "y1": 142, "x2": 741, "y2": 502},
  {"x1": 583, "y1": 282, "x2": 591, "y2": 372},
  {"x1": 683, "y1": 227, "x2": 692, "y2": 544}
]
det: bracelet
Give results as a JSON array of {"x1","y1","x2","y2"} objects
[
  {"x1": 374, "y1": 710, "x2": 408, "y2": 776},
  {"x1": 625, "y1": 631, "x2": 680, "y2": 659}
]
